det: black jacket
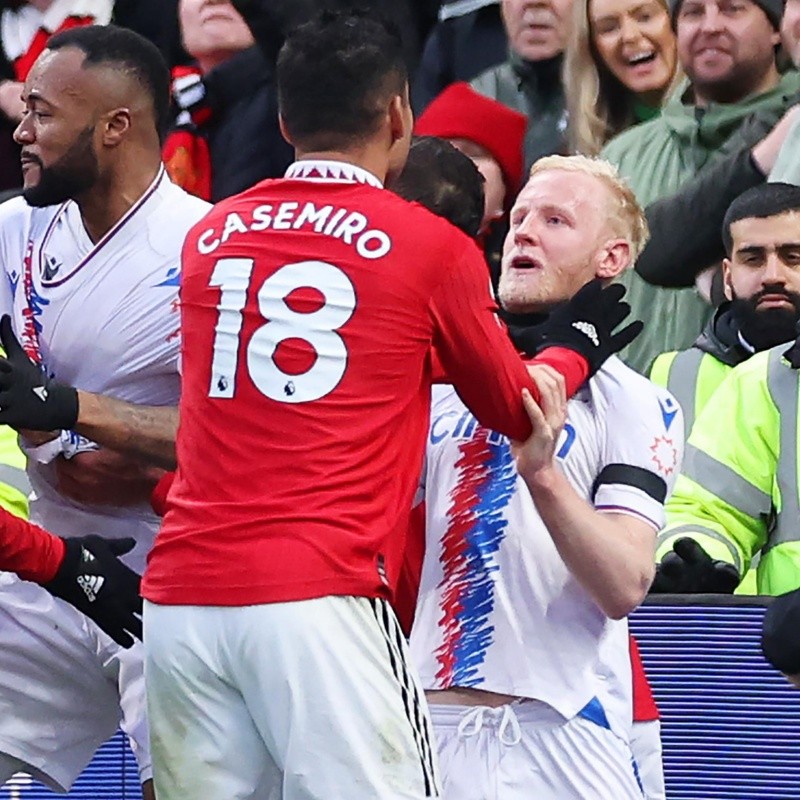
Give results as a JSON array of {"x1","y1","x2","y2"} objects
[
  {"x1": 692, "y1": 302, "x2": 752, "y2": 367},
  {"x1": 637, "y1": 91, "x2": 800, "y2": 288},
  {"x1": 199, "y1": 47, "x2": 294, "y2": 202}
]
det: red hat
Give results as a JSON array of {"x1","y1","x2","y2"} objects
[{"x1": 415, "y1": 82, "x2": 527, "y2": 203}]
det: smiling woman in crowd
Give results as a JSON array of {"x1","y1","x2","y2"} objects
[{"x1": 564, "y1": 0, "x2": 681, "y2": 154}]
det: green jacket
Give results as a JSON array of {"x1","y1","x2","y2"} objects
[
  {"x1": 471, "y1": 51, "x2": 566, "y2": 174},
  {"x1": 602, "y1": 71, "x2": 800, "y2": 374},
  {"x1": 660, "y1": 345, "x2": 800, "y2": 595}
]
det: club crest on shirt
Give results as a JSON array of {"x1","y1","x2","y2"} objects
[{"x1": 650, "y1": 435, "x2": 678, "y2": 476}]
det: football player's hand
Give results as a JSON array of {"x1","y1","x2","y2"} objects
[
  {"x1": 0, "y1": 315, "x2": 78, "y2": 431},
  {"x1": 44, "y1": 535, "x2": 142, "y2": 648},
  {"x1": 510, "y1": 365, "x2": 566, "y2": 480},
  {"x1": 506, "y1": 280, "x2": 643, "y2": 377},
  {"x1": 649, "y1": 537, "x2": 740, "y2": 594}
]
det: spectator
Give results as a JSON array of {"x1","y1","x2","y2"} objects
[
  {"x1": 601, "y1": 0, "x2": 800, "y2": 372},
  {"x1": 651, "y1": 183, "x2": 800, "y2": 437},
  {"x1": 650, "y1": 184, "x2": 800, "y2": 595},
  {"x1": 0, "y1": 0, "x2": 112, "y2": 192},
  {"x1": 412, "y1": 0, "x2": 507, "y2": 112},
  {"x1": 471, "y1": 0, "x2": 572, "y2": 171},
  {"x1": 564, "y1": 0, "x2": 681, "y2": 154},
  {"x1": 162, "y1": 0, "x2": 294, "y2": 201},
  {"x1": 634, "y1": 0, "x2": 800, "y2": 288},
  {"x1": 414, "y1": 81, "x2": 527, "y2": 280},
  {"x1": 654, "y1": 325, "x2": 800, "y2": 596}
]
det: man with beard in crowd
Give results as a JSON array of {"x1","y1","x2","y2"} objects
[{"x1": 651, "y1": 183, "x2": 800, "y2": 595}]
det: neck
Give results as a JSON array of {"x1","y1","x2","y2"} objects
[
  {"x1": 294, "y1": 147, "x2": 389, "y2": 184},
  {"x1": 634, "y1": 87, "x2": 667, "y2": 109},
  {"x1": 693, "y1": 63, "x2": 780, "y2": 107},
  {"x1": 194, "y1": 50, "x2": 237, "y2": 76},
  {"x1": 75, "y1": 152, "x2": 161, "y2": 243}
]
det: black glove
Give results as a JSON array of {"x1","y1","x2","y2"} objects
[
  {"x1": 0, "y1": 315, "x2": 78, "y2": 431},
  {"x1": 649, "y1": 537, "x2": 740, "y2": 594},
  {"x1": 505, "y1": 279, "x2": 643, "y2": 377},
  {"x1": 44, "y1": 536, "x2": 143, "y2": 648},
  {"x1": 784, "y1": 326, "x2": 800, "y2": 368}
]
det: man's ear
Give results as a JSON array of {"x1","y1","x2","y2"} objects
[
  {"x1": 721, "y1": 257, "x2": 734, "y2": 301},
  {"x1": 278, "y1": 113, "x2": 293, "y2": 146},
  {"x1": 101, "y1": 107, "x2": 132, "y2": 147},
  {"x1": 388, "y1": 93, "x2": 410, "y2": 146},
  {"x1": 595, "y1": 239, "x2": 631, "y2": 280}
]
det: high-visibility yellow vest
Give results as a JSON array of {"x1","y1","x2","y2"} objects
[
  {"x1": 660, "y1": 346, "x2": 800, "y2": 596},
  {"x1": 0, "y1": 424, "x2": 29, "y2": 520}
]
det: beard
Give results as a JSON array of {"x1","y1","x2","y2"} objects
[
  {"x1": 730, "y1": 287, "x2": 800, "y2": 351},
  {"x1": 23, "y1": 127, "x2": 99, "y2": 208}
]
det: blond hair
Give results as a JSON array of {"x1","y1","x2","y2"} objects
[
  {"x1": 529, "y1": 155, "x2": 650, "y2": 260},
  {"x1": 563, "y1": 0, "x2": 683, "y2": 156}
]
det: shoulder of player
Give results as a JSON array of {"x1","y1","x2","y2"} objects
[
  {"x1": 158, "y1": 180, "x2": 213, "y2": 224},
  {"x1": 590, "y1": 357, "x2": 678, "y2": 423}
]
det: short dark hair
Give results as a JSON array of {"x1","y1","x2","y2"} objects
[
  {"x1": 390, "y1": 136, "x2": 485, "y2": 238},
  {"x1": 46, "y1": 24, "x2": 170, "y2": 135},
  {"x1": 277, "y1": 9, "x2": 408, "y2": 151},
  {"x1": 723, "y1": 182, "x2": 800, "y2": 255}
]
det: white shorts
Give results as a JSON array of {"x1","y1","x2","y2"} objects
[
  {"x1": 429, "y1": 701, "x2": 644, "y2": 800},
  {"x1": 631, "y1": 719, "x2": 665, "y2": 800},
  {"x1": 0, "y1": 573, "x2": 150, "y2": 791},
  {"x1": 144, "y1": 596, "x2": 440, "y2": 800}
]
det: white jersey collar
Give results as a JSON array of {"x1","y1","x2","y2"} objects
[{"x1": 285, "y1": 160, "x2": 384, "y2": 189}]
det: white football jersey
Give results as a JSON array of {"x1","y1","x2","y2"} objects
[
  {"x1": 0, "y1": 169, "x2": 210, "y2": 573},
  {"x1": 409, "y1": 357, "x2": 683, "y2": 737}
]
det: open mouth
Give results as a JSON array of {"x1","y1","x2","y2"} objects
[
  {"x1": 627, "y1": 51, "x2": 656, "y2": 66},
  {"x1": 511, "y1": 256, "x2": 541, "y2": 270}
]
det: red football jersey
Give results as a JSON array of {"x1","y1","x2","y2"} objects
[{"x1": 142, "y1": 162, "x2": 586, "y2": 606}]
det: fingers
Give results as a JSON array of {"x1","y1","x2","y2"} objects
[
  {"x1": 526, "y1": 364, "x2": 566, "y2": 433},
  {"x1": 106, "y1": 537, "x2": 137, "y2": 557},
  {"x1": 127, "y1": 613, "x2": 143, "y2": 642},
  {"x1": 610, "y1": 320, "x2": 643, "y2": 352},
  {"x1": 0, "y1": 315, "x2": 24, "y2": 360},
  {"x1": 520, "y1": 386, "x2": 548, "y2": 430},
  {"x1": 673, "y1": 537, "x2": 711, "y2": 565}
]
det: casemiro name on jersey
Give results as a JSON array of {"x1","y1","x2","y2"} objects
[{"x1": 195, "y1": 201, "x2": 392, "y2": 260}]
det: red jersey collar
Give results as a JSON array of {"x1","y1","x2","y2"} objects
[{"x1": 285, "y1": 160, "x2": 383, "y2": 189}]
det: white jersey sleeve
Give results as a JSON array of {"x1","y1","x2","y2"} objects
[{"x1": 592, "y1": 359, "x2": 684, "y2": 530}]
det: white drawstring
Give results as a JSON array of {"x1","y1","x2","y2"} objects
[
  {"x1": 455, "y1": 704, "x2": 522, "y2": 746},
  {"x1": 456, "y1": 706, "x2": 486, "y2": 738},
  {"x1": 499, "y1": 705, "x2": 522, "y2": 746}
]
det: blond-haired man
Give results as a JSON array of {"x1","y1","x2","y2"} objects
[{"x1": 408, "y1": 155, "x2": 682, "y2": 799}]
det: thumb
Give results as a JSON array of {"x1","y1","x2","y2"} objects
[
  {"x1": 106, "y1": 537, "x2": 137, "y2": 557},
  {"x1": 0, "y1": 315, "x2": 25, "y2": 362},
  {"x1": 610, "y1": 320, "x2": 643, "y2": 353}
]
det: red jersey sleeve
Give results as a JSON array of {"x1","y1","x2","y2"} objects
[
  {"x1": 429, "y1": 233, "x2": 587, "y2": 441},
  {"x1": 0, "y1": 508, "x2": 65, "y2": 584}
]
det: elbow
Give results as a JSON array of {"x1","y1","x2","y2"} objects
[{"x1": 601, "y1": 563, "x2": 655, "y2": 620}]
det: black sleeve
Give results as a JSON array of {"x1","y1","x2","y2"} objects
[{"x1": 636, "y1": 106, "x2": 785, "y2": 288}]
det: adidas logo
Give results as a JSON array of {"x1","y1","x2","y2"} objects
[
  {"x1": 77, "y1": 574, "x2": 104, "y2": 602},
  {"x1": 572, "y1": 321, "x2": 599, "y2": 347}
]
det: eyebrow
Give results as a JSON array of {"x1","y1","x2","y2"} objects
[
  {"x1": 592, "y1": 2, "x2": 655, "y2": 20},
  {"x1": 25, "y1": 90, "x2": 56, "y2": 108}
]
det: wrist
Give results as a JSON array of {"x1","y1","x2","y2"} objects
[{"x1": 521, "y1": 461, "x2": 561, "y2": 494}]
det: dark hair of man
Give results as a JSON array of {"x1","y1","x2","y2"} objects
[
  {"x1": 390, "y1": 136, "x2": 485, "y2": 238},
  {"x1": 276, "y1": 9, "x2": 408, "y2": 152},
  {"x1": 722, "y1": 183, "x2": 800, "y2": 255},
  {"x1": 46, "y1": 24, "x2": 171, "y2": 136}
]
